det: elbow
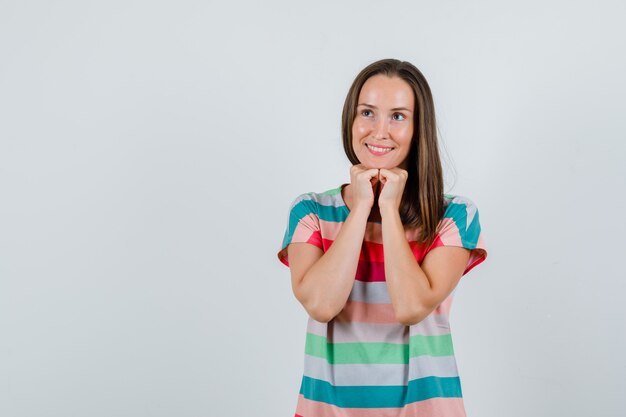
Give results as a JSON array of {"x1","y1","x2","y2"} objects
[
  {"x1": 308, "y1": 309, "x2": 336, "y2": 323},
  {"x1": 306, "y1": 302, "x2": 339, "y2": 323},
  {"x1": 395, "y1": 312, "x2": 424, "y2": 326},
  {"x1": 296, "y1": 293, "x2": 339, "y2": 323},
  {"x1": 292, "y1": 283, "x2": 344, "y2": 323}
]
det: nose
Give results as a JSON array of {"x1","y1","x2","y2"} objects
[{"x1": 372, "y1": 116, "x2": 390, "y2": 140}]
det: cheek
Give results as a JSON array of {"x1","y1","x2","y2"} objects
[
  {"x1": 400, "y1": 125, "x2": 413, "y2": 143},
  {"x1": 352, "y1": 120, "x2": 369, "y2": 137}
]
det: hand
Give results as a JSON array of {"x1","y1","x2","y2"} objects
[
  {"x1": 378, "y1": 167, "x2": 408, "y2": 213},
  {"x1": 349, "y1": 164, "x2": 380, "y2": 211}
]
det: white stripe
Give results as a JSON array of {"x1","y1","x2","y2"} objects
[{"x1": 303, "y1": 355, "x2": 460, "y2": 386}]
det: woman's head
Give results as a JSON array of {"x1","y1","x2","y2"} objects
[
  {"x1": 342, "y1": 58, "x2": 444, "y2": 242},
  {"x1": 349, "y1": 73, "x2": 415, "y2": 170},
  {"x1": 342, "y1": 59, "x2": 439, "y2": 172}
]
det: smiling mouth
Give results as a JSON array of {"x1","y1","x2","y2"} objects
[{"x1": 366, "y1": 144, "x2": 394, "y2": 155}]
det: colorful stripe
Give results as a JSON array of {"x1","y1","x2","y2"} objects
[
  {"x1": 295, "y1": 395, "x2": 467, "y2": 417},
  {"x1": 304, "y1": 355, "x2": 461, "y2": 385},
  {"x1": 306, "y1": 314, "x2": 452, "y2": 343},
  {"x1": 305, "y1": 333, "x2": 454, "y2": 364},
  {"x1": 299, "y1": 375, "x2": 463, "y2": 408},
  {"x1": 278, "y1": 184, "x2": 487, "y2": 416}
]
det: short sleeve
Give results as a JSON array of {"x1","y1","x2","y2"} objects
[
  {"x1": 430, "y1": 195, "x2": 488, "y2": 276},
  {"x1": 277, "y1": 193, "x2": 324, "y2": 268}
]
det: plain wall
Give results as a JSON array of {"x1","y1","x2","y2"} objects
[{"x1": 1, "y1": 1, "x2": 624, "y2": 416}]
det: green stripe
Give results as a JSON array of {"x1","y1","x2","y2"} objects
[
  {"x1": 305, "y1": 333, "x2": 454, "y2": 364},
  {"x1": 319, "y1": 185, "x2": 341, "y2": 196},
  {"x1": 305, "y1": 333, "x2": 407, "y2": 364},
  {"x1": 410, "y1": 334, "x2": 454, "y2": 357}
]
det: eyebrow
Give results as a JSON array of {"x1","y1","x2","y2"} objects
[{"x1": 357, "y1": 103, "x2": 413, "y2": 113}]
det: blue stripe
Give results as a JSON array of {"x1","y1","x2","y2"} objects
[
  {"x1": 299, "y1": 375, "x2": 462, "y2": 408},
  {"x1": 444, "y1": 201, "x2": 481, "y2": 249},
  {"x1": 464, "y1": 207, "x2": 482, "y2": 248},
  {"x1": 281, "y1": 195, "x2": 347, "y2": 249},
  {"x1": 317, "y1": 200, "x2": 348, "y2": 222}
]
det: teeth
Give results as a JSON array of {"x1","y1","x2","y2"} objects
[{"x1": 367, "y1": 144, "x2": 393, "y2": 153}]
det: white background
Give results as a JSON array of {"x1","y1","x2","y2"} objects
[{"x1": 1, "y1": 1, "x2": 625, "y2": 416}]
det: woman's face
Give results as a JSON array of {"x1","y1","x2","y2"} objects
[{"x1": 352, "y1": 74, "x2": 415, "y2": 170}]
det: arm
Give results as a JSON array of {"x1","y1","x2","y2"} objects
[
  {"x1": 380, "y1": 206, "x2": 470, "y2": 326},
  {"x1": 288, "y1": 205, "x2": 370, "y2": 322}
]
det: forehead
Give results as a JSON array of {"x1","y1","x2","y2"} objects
[{"x1": 358, "y1": 74, "x2": 414, "y2": 109}]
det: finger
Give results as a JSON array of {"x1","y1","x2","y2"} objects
[
  {"x1": 380, "y1": 169, "x2": 399, "y2": 181},
  {"x1": 359, "y1": 169, "x2": 379, "y2": 181}
]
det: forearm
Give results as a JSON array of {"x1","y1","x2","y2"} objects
[
  {"x1": 380, "y1": 207, "x2": 434, "y2": 325},
  {"x1": 297, "y1": 206, "x2": 370, "y2": 322}
]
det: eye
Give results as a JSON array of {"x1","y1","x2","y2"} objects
[
  {"x1": 361, "y1": 109, "x2": 373, "y2": 117},
  {"x1": 393, "y1": 113, "x2": 406, "y2": 121}
]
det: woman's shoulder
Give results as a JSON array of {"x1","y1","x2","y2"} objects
[
  {"x1": 287, "y1": 184, "x2": 347, "y2": 214},
  {"x1": 440, "y1": 193, "x2": 483, "y2": 240},
  {"x1": 443, "y1": 193, "x2": 480, "y2": 213}
]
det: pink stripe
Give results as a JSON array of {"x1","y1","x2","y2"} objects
[
  {"x1": 295, "y1": 394, "x2": 466, "y2": 417},
  {"x1": 319, "y1": 220, "x2": 441, "y2": 267},
  {"x1": 304, "y1": 241, "x2": 443, "y2": 282},
  {"x1": 336, "y1": 298, "x2": 449, "y2": 325},
  {"x1": 320, "y1": 221, "x2": 387, "y2": 244},
  {"x1": 320, "y1": 219, "x2": 343, "y2": 241},
  {"x1": 320, "y1": 220, "x2": 433, "y2": 247},
  {"x1": 336, "y1": 300, "x2": 397, "y2": 324},
  {"x1": 314, "y1": 217, "x2": 485, "y2": 281},
  {"x1": 292, "y1": 218, "x2": 323, "y2": 248},
  {"x1": 436, "y1": 218, "x2": 462, "y2": 246},
  {"x1": 278, "y1": 222, "x2": 324, "y2": 267},
  {"x1": 308, "y1": 314, "x2": 451, "y2": 340}
]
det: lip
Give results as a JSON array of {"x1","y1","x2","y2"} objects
[
  {"x1": 366, "y1": 143, "x2": 394, "y2": 149},
  {"x1": 366, "y1": 143, "x2": 394, "y2": 156}
]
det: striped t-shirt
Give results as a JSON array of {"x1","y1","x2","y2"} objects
[{"x1": 277, "y1": 183, "x2": 488, "y2": 417}]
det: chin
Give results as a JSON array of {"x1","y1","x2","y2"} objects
[
  {"x1": 357, "y1": 152, "x2": 400, "y2": 169},
  {"x1": 364, "y1": 161, "x2": 398, "y2": 170}
]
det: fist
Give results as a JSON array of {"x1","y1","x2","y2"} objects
[
  {"x1": 378, "y1": 167, "x2": 408, "y2": 212},
  {"x1": 349, "y1": 164, "x2": 380, "y2": 211}
]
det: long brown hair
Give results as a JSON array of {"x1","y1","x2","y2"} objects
[{"x1": 342, "y1": 58, "x2": 444, "y2": 246}]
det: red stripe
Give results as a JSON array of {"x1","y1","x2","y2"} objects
[{"x1": 355, "y1": 259, "x2": 386, "y2": 282}]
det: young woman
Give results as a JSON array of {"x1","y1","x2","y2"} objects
[{"x1": 277, "y1": 58, "x2": 488, "y2": 417}]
